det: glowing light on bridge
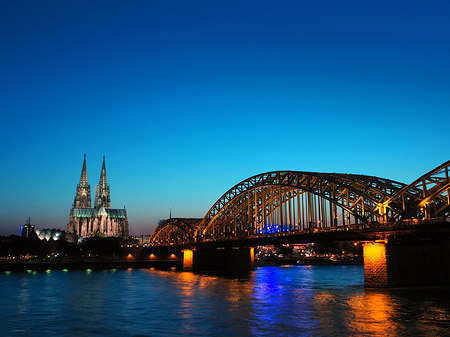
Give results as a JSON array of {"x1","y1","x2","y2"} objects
[
  {"x1": 258, "y1": 224, "x2": 281, "y2": 234},
  {"x1": 363, "y1": 242, "x2": 388, "y2": 287},
  {"x1": 183, "y1": 250, "x2": 194, "y2": 270}
]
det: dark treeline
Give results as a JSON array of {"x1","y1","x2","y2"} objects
[{"x1": 0, "y1": 235, "x2": 139, "y2": 259}]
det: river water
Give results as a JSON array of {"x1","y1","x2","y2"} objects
[{"x1": 1, "y1": 265, "x2": 449, "y2": 336}]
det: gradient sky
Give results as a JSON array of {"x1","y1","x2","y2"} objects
[{"x1": 1, "y1": 1, "x2": 449, "y2": 236}]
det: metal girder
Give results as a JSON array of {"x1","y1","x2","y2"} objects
[
  {"x1": 149, "y1": 218, "x2": 202, "y2": 244},
  {"x1": 149, "y1": 161, "x2": 449, "y2": 244},
  {"x1": 196, "y1": 171, "x2": 408, "y2": 238},
  {"x1": 203, "y1": 186, "x2": 305, "y2": 238},
  {"x1": 385, "y1": 160, "x2": 450, "y2": 220}
]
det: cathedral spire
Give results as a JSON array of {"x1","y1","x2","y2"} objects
[
  {"x1": 73, "y1": 154, "x2": 91, "y2": 208},
  {"x1": 79, "y1": 154, "x2": 88, "y2": 187},
  {"x1": 99, "y1": 155, "x2": 107, "y2": 187},
  {"x1": 95, "y1": 155, "x2": 111, "y2": 209}
]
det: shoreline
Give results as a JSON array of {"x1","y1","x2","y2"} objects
[
  {"x1": 1, "y1": 256, "x2": 363, "y2": 272},
  {"x1": 0, "y1": 259, "x2": 182, "y2": 271}
]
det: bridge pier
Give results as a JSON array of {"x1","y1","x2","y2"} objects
[
  {"x1": 363, "y1": 239, "x2": 450, "y2": 288},
  {"x1": 182, "y1": 247, "x2": 254, "y2": 273},
  {"x1": 182, "y1": 249, "x2": 194, "y2": 271}
]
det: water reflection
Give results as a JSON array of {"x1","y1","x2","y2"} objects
[
  {"x1": 17, "y1": 277, "x2": 31, "y2": 316},
  {"x1": 251, "y1": 267, "x2": 319, "y2": 335},
  {"x1": 1, "y1": 267, "x2": 449, "y2": 336},
  {"x1": 346, "y1": 291, "x2": 397, "y2": 336}
]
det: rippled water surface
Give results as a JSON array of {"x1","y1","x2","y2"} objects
[{"x1": 1, "y1": 266, "x2": 450, "y2": 336}]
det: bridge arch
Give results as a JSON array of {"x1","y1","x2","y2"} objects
[
  {"x1": 385, "y1": 160, "x2": 450, "y2": 221},
  {"x1": 148, "y1": 161, "x2": 449, "y2": 244},
  {"x1": 149, "y1": 218, "x2": 202, "y2": 244},
  {"x1": 196, "y1": 171, "x2": 407, "y2": 240}
]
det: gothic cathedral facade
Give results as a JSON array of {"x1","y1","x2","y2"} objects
[{"x1": 67, "y1": 155, "x2": 129, "y2": 238}]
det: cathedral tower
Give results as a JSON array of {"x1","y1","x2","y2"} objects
[
  {"x1": 73, "y1": 154, "x2": 91, "y2": 208},
  {"x1": 69, "y1": 155, "x2": 128, "y2": 238},
  {"x1": 95, "y1": 156, "x2": 111, "y2": 209}
]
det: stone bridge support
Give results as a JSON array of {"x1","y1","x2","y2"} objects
[
  {"x1": 363, "y1": 239, "x2": 450, "y2": 287},
  {"x1": 182, "y1": 247, "x2": 254, "y2": 273}
]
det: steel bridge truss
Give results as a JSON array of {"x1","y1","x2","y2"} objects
[
  {"x1": 149, "y1": 218, "x2": 202, "y2": 245},
  {"x1": 385, "y1": 161, "x2": 450, "y2": 222},
  {"x1": 150, "y1": 161, "x2": 450, "y2": 243},
  {"x1": 197, "y1": 171, "x2": 407, "y2": 240}
]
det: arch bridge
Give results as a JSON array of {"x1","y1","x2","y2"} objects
[
  {"x1": 150, "y1": 160, "x2": 450, "y2": 245},
  {"x1": 148, "y1": 161, "x2": 450, "y2": 287},
  {"x1": 149, "y1": 218, "x2": 202, "y2": 245}
]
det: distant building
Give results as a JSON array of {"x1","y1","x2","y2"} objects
[
  {"x1": 20, "y1": 218, "x2": 35, "y2": 238},
  {"x1": 35, "y1": 228, "x2": 65, "y2": 241},
  {"x1": 67, "y1": 155, "x2": 129, "y2": 238},
  {"x1": 133, "y1": 234, "x2": 152, "y2": 245}
]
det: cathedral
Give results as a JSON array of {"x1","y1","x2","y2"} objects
[{"x1": 67, "y1": 155, "x2": 129, "y2": 238}]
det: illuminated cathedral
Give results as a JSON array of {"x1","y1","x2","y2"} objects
[{"x1": 67, "y1": 155, "x2": 129, "y2": 238}]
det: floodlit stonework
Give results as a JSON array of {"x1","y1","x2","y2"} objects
[{"x1": 67, "y1": 155, "x2": 129, "y2": 238}]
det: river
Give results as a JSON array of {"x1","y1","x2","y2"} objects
[{"x1": 1, "y1": 265, "x2": 449, "y2": 336}]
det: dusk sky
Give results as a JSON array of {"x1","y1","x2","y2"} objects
[{"x1": 1, "y1": 1, "x2": 449, "y2": 236}]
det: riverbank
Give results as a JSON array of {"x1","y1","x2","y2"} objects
[
  {"x1": 0, "y1": 259, "x2": 182, "y2": 271},
  {"x1": 1, "y1": 256, "x2": 363, "y2": 271}
]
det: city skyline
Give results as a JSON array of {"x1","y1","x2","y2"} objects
[{"x1": 1, "y1": 1, "x2": 449, "y2": 235}]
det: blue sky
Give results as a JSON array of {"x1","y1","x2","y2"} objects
[{"x1": 1, "y1": 1, "x2": 449, "y2": 235}]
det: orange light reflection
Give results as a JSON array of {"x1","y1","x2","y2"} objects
[{"x1": 346, "y1": 291, "x2": 398, "y2": 336}]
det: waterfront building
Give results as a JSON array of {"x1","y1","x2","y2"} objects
[
  {"x1": 35, "y1": 228, "x2": 65, "y2": 241},
  {"x1": 20, "y1": 218, "x2": 35, "y2": 238},
  {"x1": 67, "y1": 155, "x2": 129, "y2": 238}
]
